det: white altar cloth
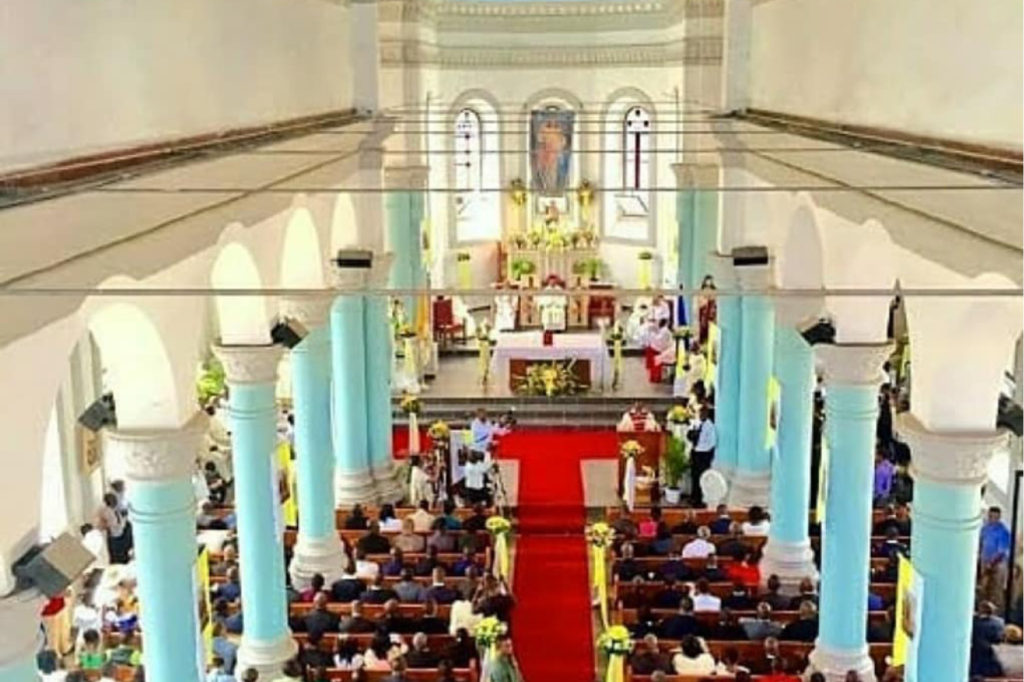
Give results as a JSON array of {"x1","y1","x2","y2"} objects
[{"x1": 489, "y1": 332, "x2": 611, "y2": 389}]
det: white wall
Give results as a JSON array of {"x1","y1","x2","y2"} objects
[
  {"x1": 746, "y1": 0, "x2": 1023, "y2": 150},
  {"x1": 0, "y1": 0, "x2": 354, "y2": 172}
]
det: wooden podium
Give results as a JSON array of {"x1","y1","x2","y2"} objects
[{"x1": 617, "y1": 430, "x2": 665, "y2": 505}]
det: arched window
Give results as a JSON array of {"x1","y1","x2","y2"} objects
[
  {"x1": 454, "y1": 109, "x2": 482, "y2": 193},
  {"x1": 623, "y1": 106, "x2": 651, "y2": 192}
]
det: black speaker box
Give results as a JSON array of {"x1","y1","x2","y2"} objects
[{"x1": 14, "y1": 534, "x2": 95, "y2": 597}]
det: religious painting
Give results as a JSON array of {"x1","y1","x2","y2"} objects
[
  {"x1": 79, "y1": 425, "x2": 101, "y2": 475},
  {"x1": 530, "y1": 109, "x2": 574, "y2": 195}
]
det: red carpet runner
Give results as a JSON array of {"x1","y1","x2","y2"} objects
[{"x1": 499, "y1": 430, "x2": 620, "y2": 682}]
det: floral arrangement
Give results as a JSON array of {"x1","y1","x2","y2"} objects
[
  {"x1": 666, "y1": 405, "x2": 690, "y2": 424},
  {"x1": 620, "y1": 439, "x2": 645, "y2": 458},
  {"x1": 400, "y1": 394, "x2": 421, "y2": 415},
  {"x1": 427, "y1": 420, "x2": 450, "y2": 440},
  {"x1": 586, "y1": 521, "x2": 615, "y2": 548},
  {"x1": 673, "y1": 326, "x2": 692, "y2": 340},
  {"x1": 596, "y1": 625, "x2": 633, "y2": 656},
  {"x1": 545, "y1": 230, "x2": 567, "y2": 249},
  {"x1": 510, "y1": 233, "x2": 528, "y2": 249},
  {"x1": 196, "y1": 357, "x2": 226, "y2": 406},
  {"x1": 399, "y1": 324, "x2": 417, "y2": 339},
  {"x1": 510, "y1": 258, "x2": 536, "y2": 280},
  {"x1": 514, "y1": 360, "x2": 584, "y2": 397},
  {"x1": 578, "y1": 226, "x2": 597, "y2": 247},
  {"x1": 475, "y1": 616, "x2": 508, "y2": 648},
  {"x1": 576, "y1": 179, "x2": 595, "y2": 208},
  {"x1": 456, "y1": 251, "x2": 471, "y2": 263},
  {"x1": 638, "y1": 250, "x2": 654, "y2": 261},
  {"x1": 606, "y1": 323, "x2": 625, "y2": 345},
  {"x1": 486, "y1": 516, "x2": 512, "y2": 536},
  {"x1": 526, "y1": 228, "x2": 544, "y2": 248}
]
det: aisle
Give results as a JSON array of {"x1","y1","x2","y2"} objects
[{"x1": 501, "y1": 430, "x2": 619, "y2": 682}]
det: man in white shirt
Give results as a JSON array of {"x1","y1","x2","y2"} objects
[
  {"x1": 409, "y1": 499, "x2": 436, "y2": 533},
  {"x1": 689, "y1": 406, "x2": 717, "y2": 508},
  {"x1": 462, "y1": 447, "x2": 493, "y2": 505},
  {"x1": 80, "y1": 523, "x2": 109, "y2": 570},
  {"x1": 691, "y1": 578, "x2": 722, "y2": 612},
  {"x1": 470, "y1": 408, "x2": 495, "y2": 451},
  {"x1": 354, "y1": 548, "x2": 379, "y2": 580},
  {"x1": 681, "y1": 526, "x2": 716, "y2": 559}
]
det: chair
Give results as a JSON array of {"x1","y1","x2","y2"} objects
[{"x1": 432, "y1": 297, "x2": 467, "y2": 348}]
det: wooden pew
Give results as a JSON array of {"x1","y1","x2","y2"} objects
[
  {"x1": 279, "y1": 528, "x2": 491, "y2": 550},
  {"x1": 610, "y1": 555, "x2": 891, "y2": 574},
  {"x1": 626, "y1": 641, "x2": 894, "y2": 675},
  {"x1": 290, "y1": 602, "x2": 453, "y2": 619},
  {"x1": 208, "y1": 552, "x2": 488, "y2": 581},
  {"x1": 606, "y1": 506, "x2": 894, "y2": 527},
  {"x1": 611, "y1": 580, "x2": 897, "y2": 606},
  {"x1": 615, "y1": 607, "x2": 890, "y2": 628},
  {"x1": 320, "y1": 664, "x2": 478, "y2": 681},
  {"x1": 334, "y1": 507, "x2": 492, "y2": 528},
  {"x1": 294, "y1": 633, "x2": 456, "y2": 648}
]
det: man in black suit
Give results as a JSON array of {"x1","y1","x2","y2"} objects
[
  {"x1": 779, "y1": 600, "x2": 819, "y2": 642},
  {"x1": 330, "y1": 564, "x2": 366, "y2": 603},
  {"x1": 380, "y1": 598, "x2": 414, "y2": 635},
  {"x1": 363, "y1": 573, "x2": 399, "y2": 605},
  {"x1": 357, "y1": 521, "x2": 392, "y2": 555},
  {"x1": 424, "y1": 567, "x2": 460, "y2": 604},
  {"x1": 418, "y1": 598, "x2": 448, "y2": 635},
  {"x1": 303, "y1": 592, "x2": 340, "y2": 639},
  {"x1": 405, "y1": 632, "x2": 440, "y2": 668},
  {"x1": 339, "y1": 600, "x2": 375, "y2": 634},
  {"x1": 657, "y1": 597, "x2": 702, "y2": 639}
]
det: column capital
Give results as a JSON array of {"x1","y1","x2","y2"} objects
[
  {"x1": 706, "y1": 252, "x2": 735, "y2": 288},
  {"x1": 384, "y1": 165, "x2": 429, "y2": 190},
  {"x1": 773, "y1": 296, "x2": 823, "y2": 331},
  {"x1": 733, "y1": 263, "x2": 773, "y2": 291},
  {"x1": 368, "y1": 252, "x2": 394, "y2": 288},
  {"x1": 670, "y1": 162, "x2": 720, "y2": 189},
  {"x1": 103, "y1": 412, "x2": 208, "y2": 483},
  {"x1": 0, "y1": 588, "x2": 44, "y2": 669},
  {"x1": 281, "y1": 295, "x2": 335, "y2": 330},
  {"x1": 357, "y1": 144, "x2": 385, "y2": 171},
  {"x1": 329, "y1": 249, "x2": 376, "y2": 290},
  {"x1": 213, "y1": 344, "x2": 283, "y2": 385},
  {"x1": 816, "y1": 343, "x2": 892, "y2": 387},
  {"x1": 899, "y1": 413, "x2": 1007, "y2": 487}
]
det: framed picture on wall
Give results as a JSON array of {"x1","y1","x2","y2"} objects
[{"x1": 79, "y1": 426, "x2": 101, "y2": 475}]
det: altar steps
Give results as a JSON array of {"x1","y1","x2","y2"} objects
[{"x1": 390, "y1": 395, "x2": 678, "y2": 428}]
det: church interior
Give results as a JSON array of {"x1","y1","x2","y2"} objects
[{"x1": 0, "y1": 1, "x2": 1022, "y2": 682}]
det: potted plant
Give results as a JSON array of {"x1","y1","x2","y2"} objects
[
  {"x1": 583, "y1": 256, "x2": 605, "y2": 282},
  {"x1": 510, "y1": 258, "x2": 536, "y2": 281},
  {"x1": 661, "y1": 435, "x2": 690, "y2": 505}
]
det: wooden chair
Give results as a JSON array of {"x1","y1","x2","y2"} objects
[{"x1": 432, "y1": 297, "x2": 467, "y2": 348}]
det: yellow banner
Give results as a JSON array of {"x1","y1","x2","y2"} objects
[
  {"x1": 638, "y1": 259, "x2": 652, "y2": 289},
  {"x1": 704, "y1": 323, "x2": 719, "y2": 388},
  {"x1": 612, "y1": 339, "x2": 623, "y2": 389},
  {"x1": 493, "y1": 533, "x2": 510, "y2": 580},
  {"x1": 457, "y1": 256, "x2": 472, "y2": 289},
  {"x1": 277, "y1": 442, "x2": 298, "y2": 528},
  {"x1": 606, "y1": 655, "x2": 624, "y2": 682},
  {"x1": 766, "y1": 376, "x2": 781, "y2": 449},
  {"x1": 893, "y1": 554, "x2": 923, "y2": 680},
  {"x1": 196, "y1": 547, "x2": 213, "y2": 664}
]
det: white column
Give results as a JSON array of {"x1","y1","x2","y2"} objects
[{"x1": 0, "y1": 589, "x2": 45, "y2": 682}]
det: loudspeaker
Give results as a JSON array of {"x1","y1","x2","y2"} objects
[
  {"x1": 732, "y1": 246, "x2": 770, "y2": 267},
  {"x1": 799, "y1": 319, "x2": 836, "y2": 346},
  {"x1": 271, "y1": 318, "x2": 308, "y2": 349},
  {"x1": 998, "y1": 395, "x2": 1023, "y2": 437},
  {"x1": 78, "y1": 393, "x2": 116, "y2": 432},
  {"x1": 333, "y1": 249, "x2": 372, "y2": 269},
  {"x1": 13, "y1": 533, "x2": 95, "y2": 597}
]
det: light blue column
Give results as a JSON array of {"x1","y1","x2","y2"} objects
[
  {"x1": 675, "y1": 189, "x2": 696, "y2": 320},
  {"x1": 731, "y1": 273, "x2": 774, "y2": 507},
  {"x1": 674, "y1": 182, "x2": 717, "y2": 325},
  {"x1": 713, "y1": 257, "x2": 741, "y2": 478},
  {"x1": 385, "y1": 172, "x2": 427, "y2": 316},
  {"x1": 214, "y1": 345, "x2": 296, "y2": 677},
  {"x1": 331, "y1": 295, "x2": 375, "y2": 504},
  {"x1": 0, "y1": 590, "x2": 45, "y2": 682},
  {"x1": 761, "y1": 326, "x2": 817, "y2": 587},
  {"x1": 287, "y1": 319, "x2": 345, "y2": 588},
  {"x1": 129, "y1": 477, "x2": 202, "y2": 682},
  {"x1": 901, "y1": 418, "x2": 1003, "y2": 682},
  {"x1": 810, "y1": 344, "x2": 889, "y2": 680},
  {"x1": 691, "y1": 190, "x2": 716, "y2": 288},
  {"x1": 365, "y1": 296, "x2": 402, "y2": 501}
]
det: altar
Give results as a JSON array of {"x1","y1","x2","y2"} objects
[{"x1": 490, "y1": 331, "x2": 611, "y2": 391}]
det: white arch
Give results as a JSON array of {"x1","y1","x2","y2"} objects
[
  {"x1": 210, "y1": 239, "x2": 271, "y2": 345},
  {"x1": 280, "y1": 206, "x2": 325, "y2": 289},
  {"x1": 330, "y1": 194, "x2": 359, "y2": 252}
]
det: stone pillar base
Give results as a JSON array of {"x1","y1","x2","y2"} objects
[
  {"x1": 236, "y1": 633, "x2": 297, "y2": 681},
  {"x1": 727, "y1": 469, "x2": 770, "y2": 508},
  {"x1": 372, "y1": 460, "x2": 405, "y2": 504},
  {"x1": 759, "y1": 538, "x2": 818, "y2": 593},
  {"x1": 807, "y1": 641, "x2": 876, "y2": 682},
  {"x1": 0, "y1": 588, "x2": 44, "y2": 674},
  {"x1": 335, "y1": 469, "x2": 378, "y2": 506},
  {"x1": 288, "y1": 534, "x2": 347, "y2": 590}
]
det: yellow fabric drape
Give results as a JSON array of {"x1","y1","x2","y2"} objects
[
  {"x1": 403, "y1": 337, "x2": 417, "y2": 377},
  {"x1": 612, "y1": 339, "x2": 623, "y2": 389},
  {"x1": 493, "y1": 533, "x2": 510, "y2": 579},
  {"x1": 638, "y1": 259, "x2": 652, "y2": 289},
  {"x1": 675, "y1": 337, "x2": 688, "y2": 374},
  {"x1": 606, "y1": 654, "x2": 624, "y2": 682},
  {"x1": 408, "y1": 412, "x2": 421, "y2": 455},
  {"x1": 592, "y1": 544, "x2": 608, "y2": 627},
  {"x1": 479, "y1": 339, "x2": 492, "y2": 385}
]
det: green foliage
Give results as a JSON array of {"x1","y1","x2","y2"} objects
[
  {"x1": 662, "y1": 435, "x2": 690, "y2": 488},
  {"x1": 196, "y1": 357, "x2": 226, "y2": 406},
  {"x1": 510, "y1": 258, "x2": 537, "y2": 280}
]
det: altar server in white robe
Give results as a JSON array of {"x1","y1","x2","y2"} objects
[
  {"x1": 537, "y1": 276, "x2": 568, "y2": 331},
  {"x1": 622, "y1": 454, "x2": 637, "y2": 512},
  {"x1": 617, "y1": 402, "x2": 660, "y2": 432},
  {"x1": 649, "y1": 295, "x2": 672, "y2": 326},
  {"x1": 674, "y1": 343, "x2": 706, "y2": 400},
  {"x1": 409, "y1": 455, "x2": 433, "y2": 507},
  {"x1": 626, "y1": 302, "x2": 652, "y2": 346}
]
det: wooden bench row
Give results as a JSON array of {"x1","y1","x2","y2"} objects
[
  {"x1": 627, "y1": 641, "x2": 894, "y2": 674},
  {"x1": 609, "y1": 555, "x2": 893, "y2": 573},
  {"x1": 606, "y1": 506, "x2": 898, "y2": 527},
  {"x1": 611, "y1": 580, "x2": 897, "y2": 605},
  {"x1": 615, "y1": 607, "x2": 890, "y2": 627}
]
